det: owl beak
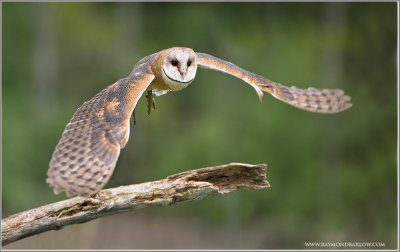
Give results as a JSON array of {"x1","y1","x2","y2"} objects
[{"x1": 179, "y1": 66, "x2": 187, "y2": 78}]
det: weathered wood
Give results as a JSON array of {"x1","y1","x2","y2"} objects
[{"x1": 1, "y1": 163, "x2": 269, "y2": 246}]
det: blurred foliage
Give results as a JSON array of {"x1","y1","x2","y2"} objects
[{"x1": 2, "y1": 2, "x2": 397, "y2": 249}]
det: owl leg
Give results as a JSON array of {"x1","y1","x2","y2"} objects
[
  {"x1": 131, "y1": 109, "x2": 136, "y2": 125},
  {"x1": 145, "y1": 90, "x2": 156, "y2": 115}
]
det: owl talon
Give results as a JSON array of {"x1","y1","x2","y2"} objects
[{"x1": 146, "y1": 90, "x2": 156, "y2": 115}]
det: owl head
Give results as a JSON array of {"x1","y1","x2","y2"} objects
[{"x1": 161, "y1": 47, "x2": 197, "y2": 91}]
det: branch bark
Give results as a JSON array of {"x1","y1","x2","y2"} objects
[{"x1": 1, "y1": 162, "x2": 269, "y2": 246}]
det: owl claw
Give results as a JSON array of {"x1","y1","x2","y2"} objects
[{"x1": 146, "y1": 90, "x2": 156, "y2": 115}]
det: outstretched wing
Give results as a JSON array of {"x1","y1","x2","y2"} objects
[
  {"x1": 196, "y1": 53, "x2": 352, "y2": 113},
  {"x1": 47, "y1": 62, "x2": 155, "y2": 197}
]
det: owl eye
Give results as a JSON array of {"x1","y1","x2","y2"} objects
[
  {"x1": 171, "y1": 60, "x2": 178, "y2": 66},
  {"x1": 187, "y1": 60, "x2": 192, "y2": 67}
]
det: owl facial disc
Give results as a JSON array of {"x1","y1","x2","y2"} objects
[{"x1": 162, "y1": 48, "x2": 197, "y2": 91}]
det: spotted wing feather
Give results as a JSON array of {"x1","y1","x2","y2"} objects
[
  {"x1": 196, "y1": 53, "x2": 352, "y2": 113},
  {"x1": 47, "y1": 89, "x2": 120, "y2": 197},
  {"x1": 267, "y1": 84, "x2": 351, "y2": 113},
  {"x1": 47, "y1": 61, "x2": 155, "y2": 197}
]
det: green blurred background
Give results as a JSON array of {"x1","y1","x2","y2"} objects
[{"x1": 2, "y1": 2, "x2": 397, "y2": 249}]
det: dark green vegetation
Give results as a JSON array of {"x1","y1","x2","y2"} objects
[{"x1": 2, "y1": 2, "x2": 397, "y2": 249}]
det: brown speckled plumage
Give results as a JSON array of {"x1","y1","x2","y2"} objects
[
  {"x1": 47, "y1": 47, "x2": 352, "y2": 197},
  {"x1": 47, "y1": 56, "x2": 155, "y2": 197},
  {"x1": 196, "y1": 53, "x2": 351, "y2": 113}
]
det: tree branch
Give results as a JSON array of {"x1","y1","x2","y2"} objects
[{"x1": 1, "y1": 162, "x2": 269, "y2": 246}]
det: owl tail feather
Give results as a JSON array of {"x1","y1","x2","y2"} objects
[{"x1": 259, "y1": 82, "x2": 352, "y2": 114}]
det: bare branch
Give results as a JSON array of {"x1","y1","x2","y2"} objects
[{"x1": 1, "y1": 163, "x2": 269, "y2": 246}]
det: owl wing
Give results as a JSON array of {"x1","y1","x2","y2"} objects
[
  {"x1": 47, "y1": 63, "x2": 155, "y2": 197},
  {"x1": 196, "y1": 53, "x2": 352, "y2": 113}
]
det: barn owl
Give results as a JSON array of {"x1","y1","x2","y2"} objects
[{"x1": 47, "y1": 47, "x2": 352, "y2": 197}]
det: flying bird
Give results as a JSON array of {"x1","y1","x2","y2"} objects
[{"x1": 47, "y1": 47, "x2": 352, "y2": 197}]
